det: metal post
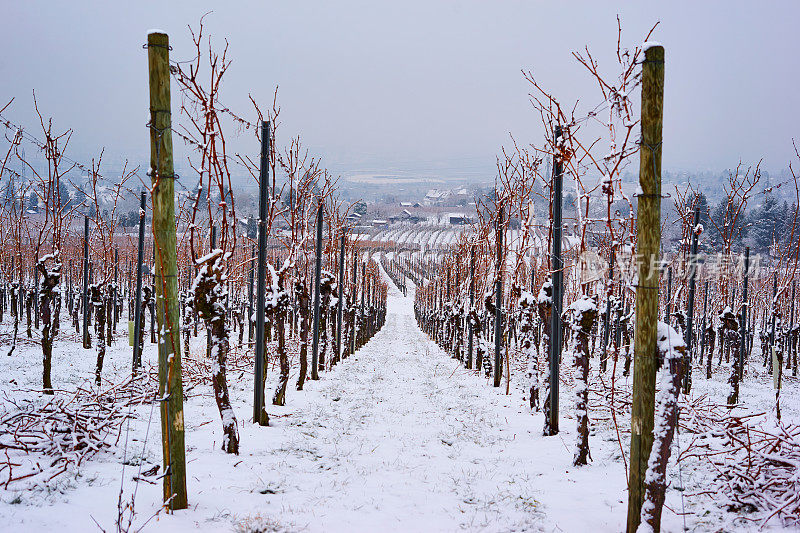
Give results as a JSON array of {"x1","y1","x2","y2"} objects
[
  {"x1": 790, "y1": 281, "x2": 796, "y2": 376},
  {"x1": 548, "y1": 126, "x2": 564, "y2": 434},
  {"x1": 82, "y1": 215, "x2": 90, "y2": 349},
  {"x1": 738, "y1": 247, "x2": 750, "y2": 382},
  {"x1": 132, "y1": 192, "x2": 146, "y2": 369},
  {"x1": 113, "y1": 247, "x2": 119, "y2": 328},
  {"x1": 310, "y1": 202, "x2": 324, "y2": 380},
  {"x1": 494, "y1": 207, "x2": 504, "y2": 387},
  {"x1": 602, "y1": 250, "x2": 615, "y2": 371},
  {"x1": 336, "y1": 233, "x2": 346, "y2": 361},
  {"x1": 206, "y1": 225, "x2": 216, "y2": 359},
  {"x1": 360, "y1": 260, "x2": 366, "y2": 347},
  {"x1": 770, "y1": 270, "x2": 777, "y2": 368},
  {"x1": 248, "y1": 245, "x2": 255, "y2": 342},
  {"x1": 351, "y1": 250, "x2": 357, "y2": 355},
  {"x1": 253, "y1": 120, "x2": 270, "y2": 425},
  {"x1": 684, "y1": 208, "x2": 700, "y2": 389},
  {"x1": 665, "y1": 267, "x2": 672, "y2": 324},
  {"x1": 467, "y1": 246, "x2": 475, "y2": 369}
]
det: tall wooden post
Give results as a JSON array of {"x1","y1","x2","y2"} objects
[
  {"x1": 627, "y1": 43, "x2": 664, "y2": 533},
  {"x1": 311, "y1": 202, "x2": 324, "y2": 380},
  {"x1": 147, "y1": 31, "x2": 187, "y2": 511},
  {"x1": 253, "y1": 121, "x2": 270, "y2": 425}
]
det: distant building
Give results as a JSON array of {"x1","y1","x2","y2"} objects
[
  {"x1": 390, "y1": 209, "x2": 423, "y2": 224},
  {"x1": 425, "y1": 187, "x2": 472, "y2": 207},
  {"x1": 350, "y1": 225, "x2": 371, "y2": 234},
  {"x1": 424, "y1": 189, "x2": 450, "y2": 206},
  {"x1": 448, "y1": 213, "x2": 473, "y2": 225},
  {"x1": 345, "y1": 212, "x2": 362, "y2": 224}
]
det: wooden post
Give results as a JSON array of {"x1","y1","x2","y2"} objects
[
  {"x1": 147, "y1": 31, "x2": 187, "y2": 511},
  {"x1": 311, "y1": 202, "x2": 324, "y2": 380},
  {"x1": 253, "y1": 121, "x2": 270, "y2": 425},
  {"x1": 627, "y1": 43, "x2": 664, "y2": 533}
]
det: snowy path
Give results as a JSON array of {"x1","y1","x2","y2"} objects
[
  {"x1": 256, "y1": 290, "x2": 546, "y2": 531},
  {"x1": 193, "y1": 280, "x2": 628, "y2": 532},
  {"x1": 2, "y1": 278, "x2": 630, "y2": 533}
]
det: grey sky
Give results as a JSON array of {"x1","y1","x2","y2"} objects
[{"x1": 3, "y1": 1, "x2": 799, "y2": 181}]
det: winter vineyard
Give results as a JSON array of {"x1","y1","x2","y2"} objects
[{"x1": 1, "y1": 21, "x2": 800, "y2": 533}]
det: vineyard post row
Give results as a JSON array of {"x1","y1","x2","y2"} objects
[{"x1": 401, "y1": 43, "x2": 668, "y2": 533}]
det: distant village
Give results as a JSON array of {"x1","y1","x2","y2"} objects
[{"x1": 344, "y1": 186, "x2": 478, "y2": 233}]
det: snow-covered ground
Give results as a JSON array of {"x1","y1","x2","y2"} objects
[{"x1": 1, "y1": 274, "x2": 798, "y2": 531}]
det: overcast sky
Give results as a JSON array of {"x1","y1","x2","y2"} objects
[{"x1": 3, "y1": 1, "x2": 799, "y2": 181}]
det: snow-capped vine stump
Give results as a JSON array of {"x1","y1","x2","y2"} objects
[
  {"x1": 90, "y1": 283, "x2": 107, "y2": 386},
  {"x1": 191, "y1": 250, "x2": 240, "y2": 454},
  {"x1": 269, "y1": 264, "x2": 291, "y2": 406},
  {"x1": 37, "y1": 253, "x2": 62, "y2": 395},
  {"x1": 518, "y1": 290, "x2": 540, "y2": 411},
  {"x1": 295, "y1": 279, "x2": 310, "y2": 391},
  {"x1": 566, "y1": 296, "x2": 598, "y2": 466},
  {"x1": 318, "y1": 270, "x2": 336, "y2": 374},
  {"x1": 639, "y1": 322, "x2": 687, "y2": 533}
]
